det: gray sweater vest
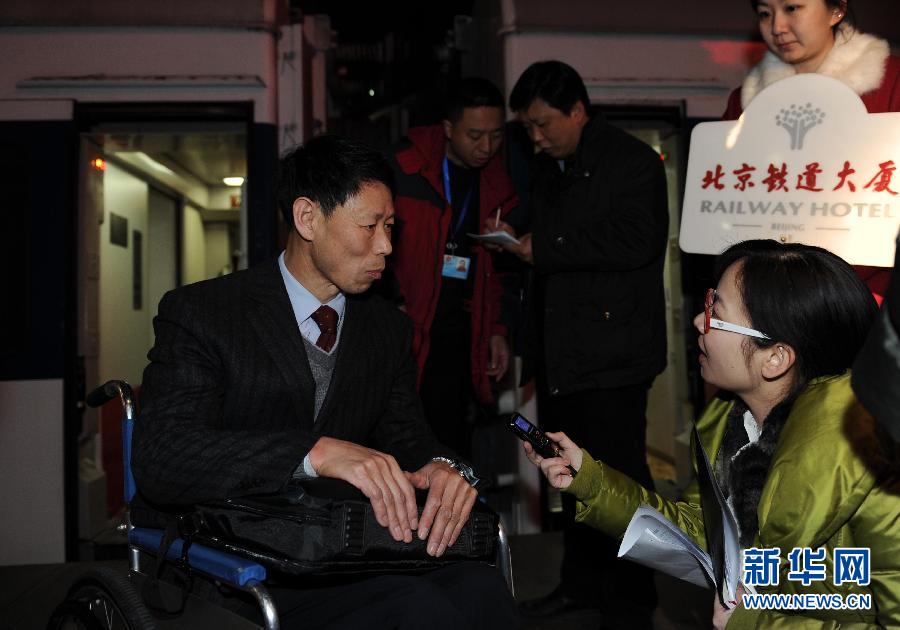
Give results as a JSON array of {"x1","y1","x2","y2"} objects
[{"x1": 302, "y1": 336, "x2": 337, "y2": 420}]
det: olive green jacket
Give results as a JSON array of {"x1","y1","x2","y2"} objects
[{"x1": 567, "y1": 372, "x2": 900, "y2": 628}]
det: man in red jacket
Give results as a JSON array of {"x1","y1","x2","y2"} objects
[{"x1": 388, "y1": 78, "x2": 517, "y2": 458}]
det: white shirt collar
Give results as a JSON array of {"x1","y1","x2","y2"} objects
[{"x1": 278, "y1": 251, "x2": 346, "y2": 333}]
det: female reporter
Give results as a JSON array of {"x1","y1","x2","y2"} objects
[
  {"x1": 725, "y1": 0, "x2": 900, "y2": 301},
  {"x1": 526, "y1": 240, "x2": 900, "y2": 628}
]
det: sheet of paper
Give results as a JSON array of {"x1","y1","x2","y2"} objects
[
  {"x1": 618, "y1": 505, "x2": 715, "y2": 590},
  {"x1": 467, "y1": 231, "x2": 520, "y2": 246}
]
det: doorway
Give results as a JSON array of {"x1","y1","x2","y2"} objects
[{"x1": 76, "y1": 115, "x2": 249, "y2": 556}]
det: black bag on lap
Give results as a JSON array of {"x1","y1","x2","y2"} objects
[{"x1": 133, "y1": 478, "x2": 498, "y2": 576}]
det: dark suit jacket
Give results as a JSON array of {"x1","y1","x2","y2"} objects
[{"x1": 132, "y1": 258, "x2": 450, "y2": 507}]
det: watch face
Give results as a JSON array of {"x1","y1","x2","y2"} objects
[{"x1": 460, "y1": 466, "x2": 479, "y2": 484}]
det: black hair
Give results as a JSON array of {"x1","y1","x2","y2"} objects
[
  {"x1": 750, "y1": 0, "x2": 854, "y2": 30},
  {"x1": 715, "y1": 240, "x2": 876, "y2": 392},
  {"x1": 276, "y1": 135, "x2": 395, "y2": 227},
  {"x1": 444, "y1": 77, "x2": 505, "y2": 123},
  {"x1": 509, "y1": 60, "x2": 590, "y2": 115}
]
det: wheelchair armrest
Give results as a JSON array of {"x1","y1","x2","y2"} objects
[{"x1": 129, "y1": 527, "x2": 267, "y2": 588}]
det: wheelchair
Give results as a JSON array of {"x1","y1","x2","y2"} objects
[{"x1": 48, "y1": 380, "x2": 514, "y2": 630}]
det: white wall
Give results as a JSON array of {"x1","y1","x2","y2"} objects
[
  {"x1": 204, "y1": 223, "x2": 232, "y2": 278},
  {"x1": 100, "y1": 162, "x2": 151, "y2": 387},
  {"x1": 208, "y1": 185, "x2": 240, "y2": 209},
  {"x1": 115, "y1": 151, "x2": 210, "y2": 210},
  {"x1": 0, "y1": 379, "x2": 64, "y2": 565},
  {"x1": 0, "y1": 28, "x2": 278, "y2": 123},
  {"x1": 147, "y1": 188, "x2": 178, "y2": 339},
  {"x1": 504, "y1": 32, "x2": 764, "y2": 118},
  {"x1": 182, "y1": 205, "x2": 207, "y2": 286}
]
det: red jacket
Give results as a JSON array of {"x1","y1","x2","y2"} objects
[
  {"x1": 389, "y1": 125, "x2": 517, "y2": 403},
  {"x1": 723, "y1": 54, "x2": 900, "y2": 304}
]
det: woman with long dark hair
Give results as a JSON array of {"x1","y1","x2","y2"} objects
[{"x1": 526, "y1": 240, "x2": 899, "y2": 627}]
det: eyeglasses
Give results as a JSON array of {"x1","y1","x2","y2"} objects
[{"x1": 704, "y1": 288, "x2": 770, "y2": 340}]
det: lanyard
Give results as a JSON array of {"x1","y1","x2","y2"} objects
[{"x1": 442, "y1": 156, "x2": 474, "y2": 245}]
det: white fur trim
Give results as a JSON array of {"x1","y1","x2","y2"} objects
[{"x1": 741, "y1": 26, "x2": 889, "y2": 109}]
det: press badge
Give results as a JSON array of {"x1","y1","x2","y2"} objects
[{"x1": 442, "y1": 254, "x2": 470, "y2": 280}]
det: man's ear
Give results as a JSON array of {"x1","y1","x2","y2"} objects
[
  {"x1": 292, "y1": 196, "x2": 318, "y2": 241},
  {"x1": 761, "y1": 343, "x2": 796, "y2": 381},
  {"x1": 442, "y1": 119, "x2": 453, "y2": 140},
  {"x1": 569, "y1": 100, "x2": 587, "y2": 123}
]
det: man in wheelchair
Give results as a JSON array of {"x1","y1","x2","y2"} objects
[{"x1": 131, "y1": 134, "x2": 520, "y2": 629}]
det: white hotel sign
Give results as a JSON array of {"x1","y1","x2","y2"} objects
[{"x1": 680, "y1": 74, "x2": 900, "y2": 266}]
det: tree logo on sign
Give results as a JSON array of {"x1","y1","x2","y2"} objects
[{"x1": 775, "y1": 103, "x2": 826, "y2": 150}]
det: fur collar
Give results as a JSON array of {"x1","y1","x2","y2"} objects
[
  {"x1": 742, "y1": 26, "x2": 890, "y2": 109},
  {"x1": 715, "y1": 397, "x2": 795, "y2": 548}
]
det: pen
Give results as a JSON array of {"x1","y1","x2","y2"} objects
[{"x1": 494, "y1": 207, "x2": 501, "y2": 229}]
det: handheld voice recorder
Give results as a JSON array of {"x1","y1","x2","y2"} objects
[{"x1": 508, "y1": 412, "x2": 577, "y2": 476}]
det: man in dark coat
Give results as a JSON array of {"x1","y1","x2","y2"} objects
[
  {"x1": 498, "y1": 61, "x2": 669, "y2": 627},
  {"x1": 132, "y1": 135, "x2": 519, "y2": 629}
]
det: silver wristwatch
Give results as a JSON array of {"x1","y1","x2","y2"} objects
[{"x1": 431, "y1": 456, "x2": 483, "y2": 489}]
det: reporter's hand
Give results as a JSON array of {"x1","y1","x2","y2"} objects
[
  {"x1": 509, "y1": 232, "x2": 533, "y2": 265},
  {"x1": 522, "y1": 431, "x2": 582, "y2": 489},
  {"x1": 712, "y1": 585, "x2": 744, "y2": 629},
  {"x1": 481, "y1": 218, "x2": 517, "y2": 252},
  {"x1": 406, "y1": 461, "x2": 477, "y2": 557},
  {"x1": 308, "y1": 436, "x2": 418, "y2": 543}
]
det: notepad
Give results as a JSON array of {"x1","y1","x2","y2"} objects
[{"x1": 467, "y1": 231, "x2": 520, "y2": 247}]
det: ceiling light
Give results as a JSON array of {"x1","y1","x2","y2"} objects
[{"x1": 223, "y1": 177, "x2": 244, "y2": 187}]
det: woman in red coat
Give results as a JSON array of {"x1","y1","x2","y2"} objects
[{"x1": 724, "y1": 0, "x2": 900, "y2": 302}]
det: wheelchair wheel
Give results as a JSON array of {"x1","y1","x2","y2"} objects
[{"x1": 47, "y1": 567, "x2": 156, "y2": 630}]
